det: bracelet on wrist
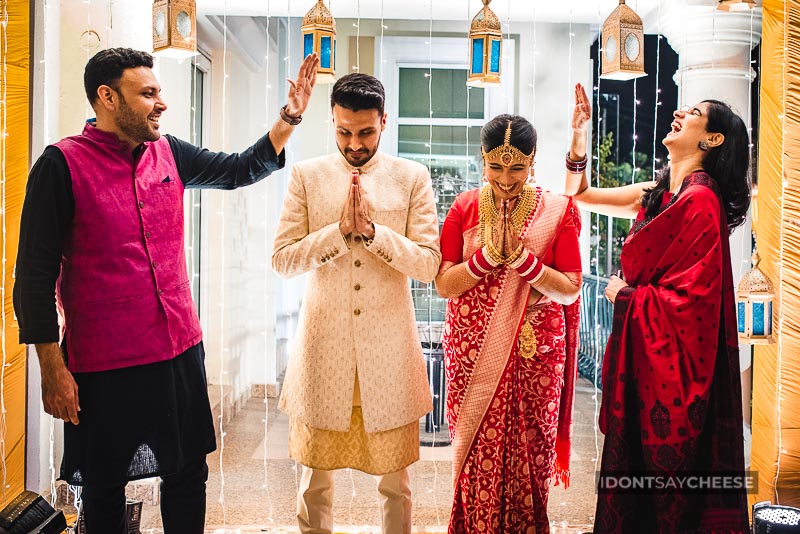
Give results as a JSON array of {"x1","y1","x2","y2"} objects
[
  {"x1": 466, "y1": 247, "x2": 500, "y2": 280},
  {"x1": 565, "y1": 152, "x2": 587, "y2": 173},
  {"x1": 280, "y1": 104, "x2": 303, "y2": 126},
  {"x1": 515, "y1": 251, "x2": 545, "y2": 284}
]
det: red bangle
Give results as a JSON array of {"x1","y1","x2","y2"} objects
[
  {"x1": 566, "y1": 152, "x2": 587, "y2": 173},
  {"x1": 466, "y1": 246, "x2": 500, "y2": 279},
  {"x1": 514, "y1": 250, "x2": 544, "y2": 284}
]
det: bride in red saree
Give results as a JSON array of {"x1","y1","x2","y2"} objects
[
  {"x1": 436, "y1": 115, "x2": 582, "y2": 534},
  {"x1": 567, "y1": 84, "x2": 751, "y2": 533}
]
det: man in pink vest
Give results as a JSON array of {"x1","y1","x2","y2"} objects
[{"x1": 13, "y1": 47, "x2": 318, "y2": 533}]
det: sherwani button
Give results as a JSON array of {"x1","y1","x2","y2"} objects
[
  {"x1": 354, "y1": 236, "x2": 362, "y2": 243},
  {"x1": 138, "y1": 201, "x2": 145, "y2": 208},
  {"x1": 353, "y1": 309, "x2": 361, "y2": 316},
  {"x1": 354, "y1": 260, "x2": 362, "y2": 267},
  {"x1": 354, "y1": 284, "x2": 361, "y2": 291}
]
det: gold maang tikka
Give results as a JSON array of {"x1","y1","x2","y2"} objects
[{"x1": 481, "y1": 120, "x2": 535, "y2": 167}]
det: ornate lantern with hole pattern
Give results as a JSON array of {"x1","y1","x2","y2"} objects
[
  {"x1": 737, "y1": 250, "x2": 775, "y2": 344},
  {"x1": 302, "y1": 0, "x2": 336, "y2": 84},
  {"x1": 600, "y1": 0, "x2": 646, "y2": 81},
  {"x1": 153, "y1": 0, "x2": 198, "y2": 59},
  {"x1": 467, "y1": 0, "x2": 502, "y2": 87}
]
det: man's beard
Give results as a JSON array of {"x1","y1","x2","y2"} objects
[
  {"x1": 116, "y1": 97, "x2": 160, "y2": 145},
  {"x1": 339, "y1": 133, "x2": 381, "y2": 167}
]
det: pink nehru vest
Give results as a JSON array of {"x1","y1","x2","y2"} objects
[{"x1": 54, "y1": 122, "x2": 202, "y2": 373}]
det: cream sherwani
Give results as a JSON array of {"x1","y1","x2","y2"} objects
[{"x1": 273, "y1": 151, "x2": 440, "y2": 438}]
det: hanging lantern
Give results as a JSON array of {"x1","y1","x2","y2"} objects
[
  {"x1": 737, "y1": 250, "x2": 775, "y2": 345},
  {"x1": 718, "y1": 0, "x2": 757, "y2": 11},
  {"x1": 467, "y1": 0, "x2": 502, "y2": 88},
  {"x1": 600, "y1": 0, "x2": 646, "y2": 81},
  {"x1": 152, "y1": 0, "x2": 198, "y2": 59},
  {"x1": 302, "y1": 0, "x2": 336, "y2": 84}
]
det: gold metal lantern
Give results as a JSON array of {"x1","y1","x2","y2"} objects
[
  {"x1": 600, "y1": 0, "x2": 646, "y2": 81},
  {"x1": 153, "y1": 0, "x2": 198, "y2": 59},
  {"x1": 467, "y1": 0, "x2": 502, "y2": 88},
  {"x1": 718, "y1": 0, "x2": 757, "y2": 11},
  {"x1": 302, "y1": 0, "x2": 336, "y2": 84},
  {"x1": 737, "y1": 250, "x2": 775, "y2": 344}
]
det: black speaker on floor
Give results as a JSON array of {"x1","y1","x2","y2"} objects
[
  {"x1": 0, "y1": 490, "x2": 66, "y2": 534},
  {"x1": 753, "y1": 501, "x2": 800, "y2": 533}
]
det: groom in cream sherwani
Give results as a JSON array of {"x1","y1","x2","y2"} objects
[{"x1": 272, "y1": 72, "x2": 441, "y2": 534}]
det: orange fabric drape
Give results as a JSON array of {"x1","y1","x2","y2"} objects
[
  {"x1": 0, "y1": 0, "x2": 29, "y2": 508},
  {"x1": 750, "y1": 0, "x2": 800, "y2": 509}
]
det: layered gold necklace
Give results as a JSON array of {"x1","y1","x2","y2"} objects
[{"x1": 478, "y1": 184, "x2": 538, "y2": 262}]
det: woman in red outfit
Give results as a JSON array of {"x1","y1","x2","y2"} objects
[
  {"x1": 436, "y1": 114, "x2": 582, "y2": 533},
  {"x1": 567, "y1": 83, "x2": 751, "y2": 533}
]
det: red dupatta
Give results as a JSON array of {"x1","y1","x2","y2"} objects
[{"x1": 595, "y1": 173, "x2": 748, "y2": 533}]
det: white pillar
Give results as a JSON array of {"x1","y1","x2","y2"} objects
[{"x1": 659, "y1": 0, "x2": 762, "y2": 466}]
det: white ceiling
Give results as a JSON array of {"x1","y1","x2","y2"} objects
[{"x1": 196, "y1": 0, "x2": 665, "y2": 25}]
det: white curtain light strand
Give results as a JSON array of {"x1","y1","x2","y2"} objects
[
  {"x1": 775, "y1": 3, "x2": 787, "y2": 503},
  {"x1": 465, "y1": 0, "x2": 472, "y2": 190},
  {"x1": 0, "y1": 0, "x2": 8, "y2": 505},
  {"x1": 218, "y1": 1, "x2": 229, "y2": 528},
  {"x1": 531, "y1": 2, "x2": 536, "y2": 127},
  {"x1": 355, "y1": 0, "x2": 361, "y2": 73},
  {"x1": 41, "y1": 0, "x2": 59, "y2": 507},
  {"x1": 380, "y1": 0, "x2": 385, "y2": 80},
  {"x1": 427, "y1": 1, "x2": 442, "y2": 525},
  {"x1": 566, "y1": 5, "x2": 574, "y2": 146},
  {"x1": 632, "y1": 78, "x2": 638, "y2": 183},
  {"x1": 652, "y1": 3, "x2": 662, "y2": 178},
  {"x1": 592, "y1": 0, "x2": 603, "y2": 476},
  {"x1": 262, "y1": 0, "x2": 275, "y2": 525}
]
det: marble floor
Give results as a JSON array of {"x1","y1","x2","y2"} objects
[{"x1": 135, "y1": 378, "x2": 604, "y2": 533}]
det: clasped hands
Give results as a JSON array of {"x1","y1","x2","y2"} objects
[
  {"x1": 487, "y1": 199, "x2": 524, "y2": 264},
  {"x1": 339, "y1": 170, "x2": 375, "y2": 240}
]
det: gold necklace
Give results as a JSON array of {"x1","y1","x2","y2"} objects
[{"x1": 478, "y1": 184, "x2": 538, "y2": 261}]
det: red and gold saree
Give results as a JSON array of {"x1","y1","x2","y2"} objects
[
  {"x1": 594, "y1": 172, "x2": 749, "y2": 533},
  {"x1": 441, "y1": 186, "x2": 581, "y2": 534}
]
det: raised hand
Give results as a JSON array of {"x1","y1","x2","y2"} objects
[
  {"x1": 339, "y1": 171, "x2": 357, "y2": 236},
  {"x1": 572, "y1": 82, "x2": 591, "y2": 134},
  {"x1": 353, "y1": 172, "x2": 375, "y2": 239},
  {"x1": 286, "y1": 53, "x2": 320, "y2": 118}
]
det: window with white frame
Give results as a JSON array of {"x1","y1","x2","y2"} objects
[{"x1": 380, "y1": 36, "x2": 516, "y2": 331}]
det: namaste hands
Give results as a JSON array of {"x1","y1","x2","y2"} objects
[
  {"x1": 489, "y1": 198, "x2": 522, "y2": 263},
  {"x1": 339, "y1": 170, "x2": 375, "y2": 240}
]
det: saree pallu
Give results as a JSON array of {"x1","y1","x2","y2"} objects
[
  {"x1": 595, "y1": 173, "x2": 749, "y2": 534},
  {"x1": 442, "y1": 187, "x2": 581, "y2": 534}
]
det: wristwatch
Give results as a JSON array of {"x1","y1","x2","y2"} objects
[{"x1": 280, "y1": 105, "x2": 302, "y2": 125}]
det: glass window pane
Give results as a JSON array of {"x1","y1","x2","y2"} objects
[{"x1": 398, "y1": 68, "x2": 484, "y2": 119}]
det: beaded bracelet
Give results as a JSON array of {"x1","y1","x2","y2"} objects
[{"x1": 566, "y1": 152, "x2": 587, "y2": 173}]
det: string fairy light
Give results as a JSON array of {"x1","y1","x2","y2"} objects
[
  {"x1": 380, "y1": 0, "x2": 385, "y2": 80},
  {"x1": 261, "y1": 0, "x2": 276, "y2": 526},
  {"x1": 591, "y1": 0, "x2": 603, "y2": 487},
  {"x1": 0, "y1": 0, "x2": 8, "y2": 505},
  {"x1": 773, "y1": 1, "x2": 787, "y2": 503},
  {"x1": 566, "y1": 3, "x2": 574, "y2": 146},
  {"x1": 652, "y1": 2, "x2": 662, "y2": 178},
  {"x1": 426, "y1": 0, "x2": 442, "y2": 526},
  {"x1": 531, "y1": 1, "x2": 536, "y2": 126},
  {"x1": 217, "y1": 0, "x2": 229, "y2": 527},
  {"x1": 355, "y1": 0, "x2": 361, "y2": 72}
]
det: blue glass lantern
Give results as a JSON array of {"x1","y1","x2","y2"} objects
[
  {"x1": 467, "y1": 0, "x2": 502, "y2": 87},
  {"x1": 302, "y1": 0, "x2": 336, "y2": 84},
  {"x1": 737, "y1": 250, "x2": 775, "y2": 344}
]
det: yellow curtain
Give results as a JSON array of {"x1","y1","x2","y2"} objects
[
  {"x1": 0, "y1": 0, "x2": 29, "y2": 508},
  {"x1": 750, "y1": 0, "x2": 800, "y2": 508}
]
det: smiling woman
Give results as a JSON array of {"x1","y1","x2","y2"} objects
[
  {"x1": 436, "y1": 114, "x2": 582, "y2": 533},
  {"x1": 566, "y1": 84, "x2": 752, "y2": 532}
]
